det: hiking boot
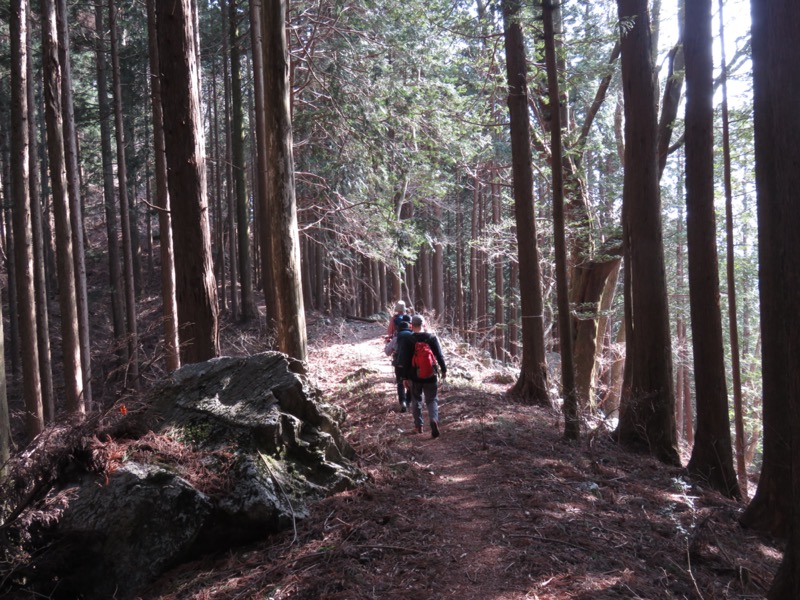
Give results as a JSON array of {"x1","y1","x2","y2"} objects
[
  {"x1": 430, "y1": 420, "x2": 440, "y2": 439},
  {"x1": 400, "y1": 402, "x2": 408, "y2": 413},
  {"x1": 415, "y1": 424, "x2": 423, "y2": 434}
]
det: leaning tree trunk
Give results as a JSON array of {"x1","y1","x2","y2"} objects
[
  {"x1": 615, "y1": 0, "x2": 679, "y2": 465},
  {"x1": 683, "y1": 0, "x2": 739, "y2": 499},
  {"x1": 501, "y1": 0, "x2": 550, "y2": 406},
  {"x1": 156, "y1": 0, "x2": 220, "y2": 364},
  {"x1": 11, "y1": 0, "x2": 44, "y2": 439},
  {"x1": 260, "y1": 0, "x2": 307, "y2": 362},
  {"x1": 40, "y1": 0, "x2": 84, "y2": 415}
]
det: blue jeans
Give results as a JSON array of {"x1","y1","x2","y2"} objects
[{"x1": 409, "y1": 380, "x2": 439, "y2": 427}]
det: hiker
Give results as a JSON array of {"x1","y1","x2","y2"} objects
[
  {"x1": 392, "y1": 320, "x2": 414, "y2": 412},
  {"x1": 386, "y1": 300, "x2": 410, "y2": 339},
  {"x1": 398, "y1": 314, "x2": 447, "y2": 438}
]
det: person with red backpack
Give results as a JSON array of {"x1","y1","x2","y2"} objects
[{"x1": 397, "y1": 314, "x2": 447, "y2": 438}]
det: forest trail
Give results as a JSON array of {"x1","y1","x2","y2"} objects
[{"x1": 150, "y1": 318, "x2": 777, "y2": 599}]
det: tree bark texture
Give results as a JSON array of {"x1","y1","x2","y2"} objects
[
  {"x1": 744, "y1": 2, "x2": 799, "y2": 582},
  {"x1": 543, "y1": 0, "x2": 578, "y2": 438},
  {"x1": 28, "y1": 10, "x2": 55, "y2": 423},
  {"x1": 11, "y1": 0, "x2": 44, "y2": 438},
  {"x1": 228, "y1": 0, "x2": 256, "y2": 320},
  {"x1": 501, "y1": 0, "x2": 550, "y2": 405},
  {"x1": 260, "y1": 0, "x2": 308, "y2": 362},
  {"x1": 156, "y1": 0, "x2": 220, "y2": 364},
  {"x1": 109, "y1": 0, "x2": 139, "y2": 385},
  {"x1": 683, "y1": 0, "x2": 739, "y2": 498},
  {"x1": 40, "y1": 0, "x2": 84, "y2": 415},
  {"x1": 146, "y1": 0, "x2": 180, "y2": 373},
  {"x1": 57, "y1": 0, "x2": 92, "y2": 408},
  {"x1": 93, "y1": 1, "x2": 126, "y2": 363},
  {"x1": 615, "y1": 0, "x2": 679, "y2": 465}
]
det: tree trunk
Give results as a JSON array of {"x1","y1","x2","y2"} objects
[
  {"x1": 27, "y1": 12, "x2": 55, "y2": 423},
  {"x1": 542, "y1": 0, "x2": 578, "y2": 439},
  {"x1": 260, "y1": 0, "x2": 307, "y2": 361},
  {"x1": 93, "y1": 1, "x2": 126, "y2": 368},
  {"x1": 11, "y1": 0, "x2": 44, "y2": 439},
  {"x1": 222, "y1": 0, "x2": 239, "y2": 320},
  {"x1": 146, "y1": 0, "x2": 180, "y2": 373},
  {"x1": 229, "y1": 0, "x2": 256, "y2": 320},
  {"x1": 156, "y1": 0, "x2": 220, "y2": 364},
  {"x1": 109, "y1": 0, "x2": 139, "y2": 385},
  {"x1": 683, "y1": 0, "x2": 739, "y2": 499},
  {"x1": 717, "y1": 0, "x2": 747, "y2": 498},
  {"x1": 40, "y1": 0, "x2": 84, "y2": 415},
  {"x1": 57, "y1": 0, "x2": 92, "y2": 408},
  {"x1": 748, "y1": 1, "x2": 800, "y2": 594},
  {"x1": 491, "y1": 164, "x2": 505, "y2": 360},
  {"x1": 0, "y1": 284, "x2": 8, "y2": 477},
  {"x1": 502, "y1": 0, "x2": 550, "y2": 405},
  {"x1": 742, "y1": 0, "x2": 796, "y2": 548},
  {"x1": 615, "y1": 0, "x2": 679, "y2": 465}
]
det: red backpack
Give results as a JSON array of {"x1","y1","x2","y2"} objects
[{"x1": 412, "y1": 341, "x2": 437, "y2": 379}]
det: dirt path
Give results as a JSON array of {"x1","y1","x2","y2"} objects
[{"x1": 149, "y1": 318, "x2": 778, "y2": 599}]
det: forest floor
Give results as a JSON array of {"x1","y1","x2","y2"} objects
[{"x1": 143, "y1": 316, "x2": 781, "y2": 600}]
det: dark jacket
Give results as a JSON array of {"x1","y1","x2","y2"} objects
[
  {"x1": 392, "y1": 328, "x2": 414, "y2": 369},
  {"x1": 397, "y1": 331, "x2": 447, "y2": 382}
]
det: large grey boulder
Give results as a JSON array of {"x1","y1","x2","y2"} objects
[{"x1": 15, "y1": 352, "x2": 362, "y2": 600}]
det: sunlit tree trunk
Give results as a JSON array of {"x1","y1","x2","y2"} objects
[
  {"x1": 147, "y1": 0, "x2": 180, "y2": 372},
  {"x1": 230, "y1": 0, "x2": 256, "y2": 320},
  {"x1": 57, "y1": 0, "x2": 91, "y2": 408},
  {"x1": 502, "y1": 0, "x2": 550, "y2": 405},
  {"x1": 27, "y1": 12, "x2": 54, "y2": 423},
  {"x1": 11, "y1": 0, "x2": 43, "y2": 439},
  {"x1": 717, "y1": 0, "x2": 747, "y2": 498},
  {"x1": 260, "y1": 0, "x2": 307, "y2": 362},
  {"x1": 543, "y1": 0, "x2": 577, "y2": 438},
  {"x1": 157, "y1": 0, "x2": 220, "y2": 364},
  {"x1": 615, "y1": 0, "x2": 679, "y2": 465},
  {"x1": 41, "y1": 0, "x2": 83, "y2": 415}
]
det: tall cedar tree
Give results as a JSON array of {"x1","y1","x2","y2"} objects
[
  {"x1": 57, "y1": 0, "x2": 92, "y2": 407},
  {"x1": 683, "y1": 0, "x2": 739, "y2": 498},
  {"x1": 230, "y1": 0, "x2": 257, "y2": 320},
  {"x1": 11, "y1": 0, "x2": 44, "y2": 438},
  {"x1": 40, "y1": 0, "x2": 84, "y2": 414},
  {"x1": 501, "y1": 0, "x2": 550, "y2": 405},
  {"x1": 749, "y1": 2, "x2": 800, "y2": 595},
  {"x1": 615, "y1": 0, "x2": 679, "y2": 465},
  {"x1": 260, "y1": 0, "x2": 308, "y2": 362},
  {"x1": 109, "y1": 0, "x2": 139, "y2": 383},
  {"x1": 146, "y1": 0, "x2": 180, "y2": 372},
  {"x1": 542, "y1": 0, "x2": 578, "y2": 437},
  {"x1": 156, "y1": 0, "x2": 220, "y2": 363},
  {"x1": 743, "y1": 0, "x2": 798, "y2": 569}
]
